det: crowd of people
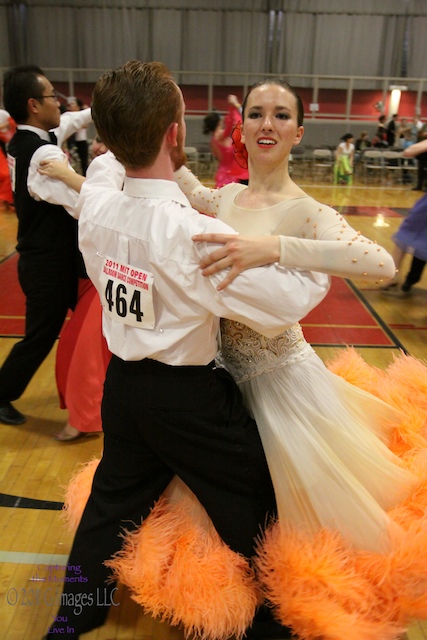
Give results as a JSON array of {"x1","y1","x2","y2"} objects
[
  {"x1": 0, "y1": 63, "x2": 427, "y2": 640},
  {"x1": 329, "y1": 112, "x2": 427, "y2": 188}
]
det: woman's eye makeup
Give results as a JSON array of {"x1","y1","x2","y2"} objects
[{"x1": 247, "y1": 110, "x2": 291, "y2": 120}]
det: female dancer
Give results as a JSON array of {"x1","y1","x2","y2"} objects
[
  {"x1": 65, "y1": 80, "x2": 427, "y2": 640},
  {"x1": 382, "y1": 138, "x2": 427, "y2": 291},
  {"x1": 203, "y1": 94, "x2": 249, "y2": 186},
  {"x1": 29, "y1": 139, "x2": 111, "y2": 440},
  {"x1": 381, "y1": 192, "x2": 427, "y2": 292}
]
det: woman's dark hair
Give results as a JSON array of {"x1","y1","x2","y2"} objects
[
  {"x1": 203, "y1": 111, "x2": 220, "y2": 135},
  {"x1": 341, "y1": 133, "x2": 354, "y2": 142},
  {"x1": 241, "y1": 79, "x2": 304, "y2": 127}
]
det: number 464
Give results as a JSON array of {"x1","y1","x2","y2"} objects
[{"x1": 105, "y1": 279, "x2": 144, "y2": 321}]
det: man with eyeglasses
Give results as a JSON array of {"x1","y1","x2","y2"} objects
[{"x1": 0, "y1": 65, "x2": 92, "y2": 426}]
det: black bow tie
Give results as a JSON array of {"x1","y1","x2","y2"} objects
[{"x1": 48, "y1": 131, "x2": 58, "y2": 144}]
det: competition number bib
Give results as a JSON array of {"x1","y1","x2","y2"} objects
[
  {"x1": 7, "y1": 154, "x2": 16, "y2": 192},
  {"x1": 99, "y1": 256, "x2": 155, "y2": 329}
]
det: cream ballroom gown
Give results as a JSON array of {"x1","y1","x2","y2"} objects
[{"x1": 65, "y1": 165, "x2": 427, "y2": 640}]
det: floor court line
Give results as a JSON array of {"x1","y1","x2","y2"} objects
[
  {"x1": 345, "y1": 279, "x2": 409, "y2": 353},
  {"x1": 0, "y1": 551, "x2": 69, "y2": 565},
  {"x1": 0, "y1": 493, "x2": 63, "y2": 510}
]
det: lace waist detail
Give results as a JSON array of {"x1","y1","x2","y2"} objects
[{"x1": 217, "y1": 319, "x2": 314, "y2": 383}]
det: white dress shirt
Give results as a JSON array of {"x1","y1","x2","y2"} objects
[
  {"x1": 53, "y1": 107, "x2": 92, "y2": 148},
  {"x1": 77, "y1": 154, "x2": 329, "y2": 365},
  {"x1": 27, "y1": 145, "x2": 79, "y2": 215},
  {"x1": 21, "y1": 108, "x2": 93, "y2": 215}
]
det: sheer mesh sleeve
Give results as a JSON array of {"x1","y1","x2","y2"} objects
[{"x1": 278, "y1": 201, "x2": 395, "y2": 281}]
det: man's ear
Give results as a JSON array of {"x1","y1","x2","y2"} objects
[
  {"x1": 166, "y1": 122, "x2": 178, "y2": 147},
  {"x1": 27, "y1": 98, "x2": 40, "y2": 116}
]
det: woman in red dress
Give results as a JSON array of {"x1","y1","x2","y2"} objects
[{"x1": 203, "y1": 94, "x2": 248, "y2": 187}]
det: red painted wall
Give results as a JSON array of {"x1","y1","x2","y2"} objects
[{"x1": 54, "y1": 82, "x2": 426, "y2": 120}]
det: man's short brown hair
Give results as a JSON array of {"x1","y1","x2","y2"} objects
[{"x1": 92, "y1": 60, "x2": 182, "y2": 169}]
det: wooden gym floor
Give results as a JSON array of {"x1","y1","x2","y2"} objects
[{"x1": 0, "y1": 167, "x2": 427, "y2": 639}]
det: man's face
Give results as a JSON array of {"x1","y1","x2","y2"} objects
[{"x1": 32, "y1": 76, "x2": 61, "y2": 131}]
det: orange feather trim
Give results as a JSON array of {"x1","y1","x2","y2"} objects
[
  {"x1": 255, "y1": 519, "x2": 427, "y2": 640},
  {"x1": 326, "y1": 346, "x2": 383, "y2": 395},
  {"x1": 106, "y1": 494, "x2": 260, "y2": 640},
  {"x1": 61, "y1": 458, "x2": 100, "y2": 532},
  {"x1": 327, "y1": 348, "x2": 427, "y2": 456}
]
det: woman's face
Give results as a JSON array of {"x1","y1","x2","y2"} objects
[
  {"x1": 91, "y1": 137, "x2": 108, "y2": 157},
  {"x1": 241, "y1": 84, "x2": 303, "y2": 166}
]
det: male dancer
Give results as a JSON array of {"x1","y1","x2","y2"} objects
[{"x1": 0, "y1": 65, "x2": 91, "y2": 425}]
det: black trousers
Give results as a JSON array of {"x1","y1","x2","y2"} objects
[
  {"x1": 0, "y1": 254, "x2": 77, "y2": 403},
  {"x1": 48, "y1": 356, "x2": 276, "y2": 638},
  {"x1": 403, "y1": 255, "x2": 426, "y2": 288},
  {"x1": 74, "y1": 140, "x2": 88, "y2": 175},
  {"x1": 415, "y1": 152, "x2": 427, "y2": 189}
]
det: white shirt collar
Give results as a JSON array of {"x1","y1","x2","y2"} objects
[
  {"x1": 123, "y1": 176, "x2": 191, "y2": 208},
  {"x1": 17, "y1": 124, "x2": 52, "y2": 142}
]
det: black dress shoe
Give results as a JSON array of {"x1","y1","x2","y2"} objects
[
  {"x1": 0, "y1": 402, "x2": 26, "y2": 425},
  {"x1": 245, "y1": 619, "x2": 294, "y2": 639},
  {"x1": 401, "y1": 281, "x2": 412, "y2": 292}
]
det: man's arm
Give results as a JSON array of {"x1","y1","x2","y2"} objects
[
  {"x1": 52, "y1": 107, "x2": 92, "y2": 148},
  {"x1": 72, "y1": 151, "x2": 125, "y2": 218},
  {"x1": 84, "y1": 150, "x2": 125, "y2": 188},
  {"x1": 27, "y1": 145, "x2": 81, "y2": 217},
  {"x1": 78, "y1": 164, "x2": 329, "y2": 339},
  {"x1": 209, "y1": 264, "x2": 329, "y2": 338},
  {"x1": 38, "y1": 157, "x2": 85, "y2": 193},
  {"x1": 188, "y1": 227, "x2": 330, "y2": 339}
]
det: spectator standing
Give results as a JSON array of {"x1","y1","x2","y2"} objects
[
  {"x1": 67, "y1": 97, "x2": 89, "y2": 175},
  {"x1": 334, "y1": 133, "x2": 355, "y2": 184},
  {"x1": 410, "y1": 122, "x2": 427, "y2": 191},
  {"x1": 386, "y1": 113, "x2": 399, "y2": 148},
  {"x1": 372, "y1": 114, "x2": 388, "y2": 147}
]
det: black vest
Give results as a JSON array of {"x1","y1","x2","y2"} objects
[{"x1": 8, "y1": 129, "x2": 79, "y2": 263}]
